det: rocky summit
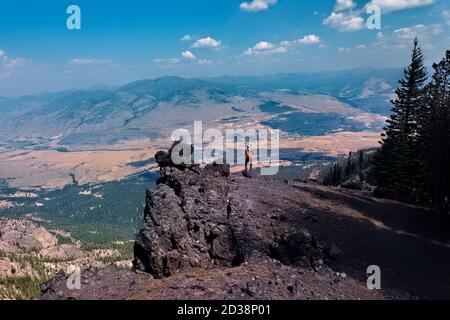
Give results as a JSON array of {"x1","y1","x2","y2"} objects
[
  {"x1": 40, "y1": 154, "x2": 450, "y2": 300},
  {"x1": 133, "y1": 163, "x2": 332, "y2": 278}
]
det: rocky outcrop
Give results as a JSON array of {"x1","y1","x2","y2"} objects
[
  {"x1": 133, "y1": 163, "x2": 333, "y2": 278},
  {"x1": 0, "y1": 219, "x2": 58, "y2": 253},
  {"x1": 41, "y1": 162, "x2": 441, "y2": 300}
]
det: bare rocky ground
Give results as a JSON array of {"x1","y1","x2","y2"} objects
[
  {"x1": 40, "y1": 162, "x2": 450, "y2": 300},
  {"x1": 41, "y1": 254, "x2": 389, "y2": 300},
  {"x1": 0, "y1": 219, "x2": 108, "y2": 274}
]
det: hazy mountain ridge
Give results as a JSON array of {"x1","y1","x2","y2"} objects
[
  {"x1": 0, "y1": 69, "x2": 396, "y2": 148},
  {"x1": 205, "y1": 68, "x2": 402, "y2": 115}
]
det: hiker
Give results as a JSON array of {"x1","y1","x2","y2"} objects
[{"x1": 245, "y1": 145, "x2": 253, "y2": 172}]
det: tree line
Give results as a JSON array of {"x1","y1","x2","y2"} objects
[
  {"x1": 319, "y1": 149, "x2": 376, "y2": 188},
  {"x1": 374, "y1": 38, "x2": 450, "y2": 218}
]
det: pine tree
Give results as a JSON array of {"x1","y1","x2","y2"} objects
[
  {"x1": 418, "y1": 50, "x2": 450, "y2": 216},
  {"x1": 374, "y1": 38, "x2": 428, "y2": 201}
]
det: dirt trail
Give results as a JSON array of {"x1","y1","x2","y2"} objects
[{"x1": 288, "y1": 183, "x2": 450, "y2": 299}]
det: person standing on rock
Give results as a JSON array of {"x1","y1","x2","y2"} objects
[{"x1": 245, "y1": 145, "x2": 253, "y2": 173}]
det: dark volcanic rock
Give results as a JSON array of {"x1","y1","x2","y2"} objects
[
  {"x1": 40, "y1": 255, "x2": 393, "y2": 300},
  {"x1": 40, "y1": 163, "x2": 433, "y2": 300},
  {"x1": 133, "y1": 163, "x2": 330, "y2": 278},
  {"x1": 134, "y1": 164, "x2": 246, "y2": 277},
  {"x1": 269, "y1": 230, "x2": 328, "y2": 268}
]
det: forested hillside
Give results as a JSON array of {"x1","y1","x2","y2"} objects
[{"x1": 320, "y1": 40, "x2": 450, "y2": 219}]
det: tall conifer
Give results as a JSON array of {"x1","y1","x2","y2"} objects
[{"x1": 375, "y1": 38, "x2": 428, "y2": 200}]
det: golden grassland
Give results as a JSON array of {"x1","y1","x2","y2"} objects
[
  {"x1": 280, "y1": 131, "x2": 381, "y2": 157},
  {"x1": 0, "y1": 132, "x2": 381, "y2": 190},
  {"x1": 0, "y1": 146, "x2": 158, "y2": 189}
]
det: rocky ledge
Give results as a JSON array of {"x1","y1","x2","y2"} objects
[
  {"x1": 41, "y1": 158, "x2": 438, "y2": 300},
  {"x1": 133, "y1": 163, "x2": 337, "y2": 278}
]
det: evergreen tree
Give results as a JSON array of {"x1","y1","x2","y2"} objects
[
  {"x1": 374, "y1": 38, "x2": 428, "y2": 201},
  {"x1": 418, "y1": 50, "x2": 450, "y2": 216}
]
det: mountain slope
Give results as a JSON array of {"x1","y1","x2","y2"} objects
[
  {"x1": 206, "y1": 68, "x2": 402, "y2": 115},
  {"x1": 0, "y1": 77, "x2": 251, "y2": 146},
  {"x1": 0, "y1": 70, "x2": 395, "y2": 148},
  {"x1": 41, "y1": 161, "x2": 450, "y2": 300}
]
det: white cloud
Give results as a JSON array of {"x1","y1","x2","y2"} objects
[
  {"x1": 324, "y1": 1, "x2": 364, "y2": 32},
  {"x1": 2, "y1": 57, "x2": 27, "y2": 70},
  {"x1": 338, "y1": 46, "x2": 352, "y2": 53},
  {"x1": 393, "y1": 24, "x2": 441, "y2": 41},
  {"x1": 325, "y1": 0, "x2": 434, "y2": 33},
  {"x1": 335, "y1": 0, "x2": 356, "y2": 11},
  {"x1": 244, "y1": 41, "x2": 286, "y2": 56},
  {"x1": 375, "y1": 24, "x2": 442, "y2": 50},
  {"x1": 240, "y1": 0, "x2": 277, "y2": 12},
  {"x1": 296, "y1": 34, "x2": 321, "y2": 45},
  {"x1": 69, "y1": 58, "x2": 113, "y2": 65},
  {"x1": 153, "y1": 58, "x2": 181, "y2": 65},
  {"x1": 252, "y1": 41, "x2": 275, "y2": 50},
  {"x1": 338, "y1": 44, "x2": 367, "y2": 53},
  {"x1": 443, "y1": 10, "x2": 450, "y2": 26},
  {"x1": 192, "y1": 37, "x2": 222, "y2": 49},
  {"x1": 181, "y1": 51, "x2": 196, "y2": 60},
  {"x1": 198, "y1": 59, "x2": 213, "y2": 65},
  {"x1": 0, "y1": 49, "x2": 29, "y2": 78},
  {"x1": 431, "y1": 24, "x2": 443, "y2": 35},
  {"x1": 368, "y1": 0, "x2": 433, "y2": 12},
  {"x1": 243, "y1": 35, "x2": 321, "y2": 56},
  {"x1": 181, "y1": 35, "x2": 196, "y2": 42},
  {"x1": 280, "y1": 35, "x2": 321, "y2": 46},
  {"x1": 323, "y1": 11, "x2": 365, "y2": 32},
  {"x1": 166, "y1": 58, "x2": 181, "y2": 64}
]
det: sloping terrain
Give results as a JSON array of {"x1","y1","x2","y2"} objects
[
  {"x1": 40, "y1": 163, "x2": 450, "y2": 300},
  {"x1": 0, "y1": 74, "x2": 386, "y2": 190},
  {"x1": 206, "y1": 68, "x2": 401, "y2": 115},
  {"x1": 0, "y1": 72, "x2": 392, "y2": 150},
  {"x1": 41, "y1": 255, "x2": 388, "y2": 300},
  {"x1": 0, "y1": 218, "x2": 134, "y2": 299}
]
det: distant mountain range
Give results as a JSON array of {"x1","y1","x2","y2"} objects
[
  {"x1": 0, "y1": 68, "x2": 401, "y2": 149},
  {"x1": 205, "y1": 68, "x2": 402, "y2": 114}
]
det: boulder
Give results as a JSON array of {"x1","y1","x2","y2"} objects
[{"x1": 133, "y1": 162, "x2": 331, "y2": 278}]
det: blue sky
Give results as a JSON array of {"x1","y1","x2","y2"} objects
[{"x1": 0, "y1": 0, "x2": 449, "y2": 96}]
